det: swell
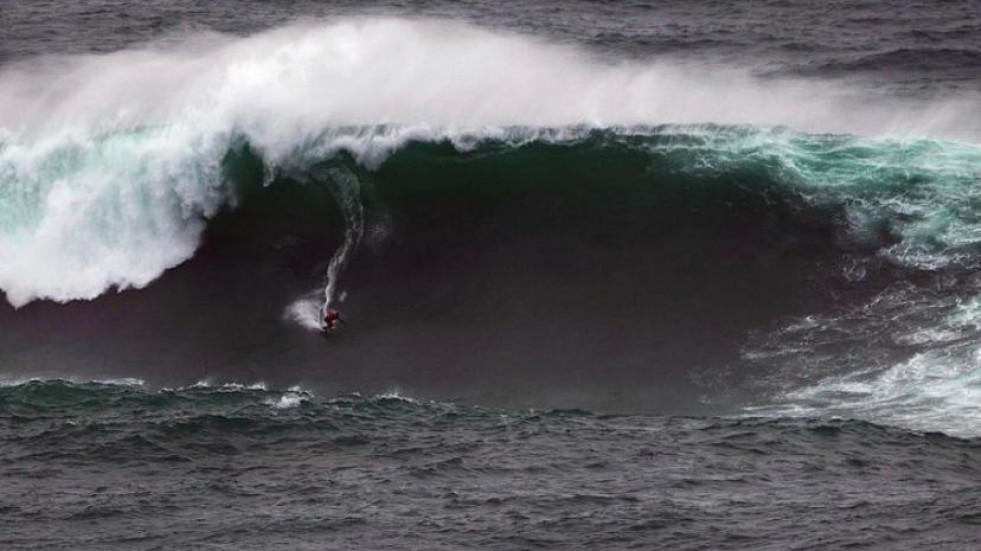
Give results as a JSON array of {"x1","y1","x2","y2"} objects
[
  {"x1": 2, "y1": 380, "x2": 977, "y2": 551},
  {"x1": 2, "y1": 379, "x2": 973, "y2": 441}
]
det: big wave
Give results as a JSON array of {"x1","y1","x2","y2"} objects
[
  {"x1": 2, "y1": 18, "x2": 981, "y2": 437},
  {"x1": 1, "y1": 17, "x2": 979, "y2": 307}
]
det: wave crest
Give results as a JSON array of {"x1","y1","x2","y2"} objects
[{"x1": 0, "y1": 18, "x2": 979, "y2": 307}]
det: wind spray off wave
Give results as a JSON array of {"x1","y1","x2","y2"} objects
[{"x1": 286, "y1": 166, "x2": 364, "y2": 331}]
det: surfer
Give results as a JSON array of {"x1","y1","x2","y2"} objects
[{"x1": 322, "y1": 308, "x2": 345, "y2": 332}]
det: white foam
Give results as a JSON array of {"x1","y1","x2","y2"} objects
[
  {"x1": 184, "y1": 380, "x2": 269, "y2": 392},
  {"x1": 266, "y1": 392, "x2": 308, "y2": 409},
  {"x1": 751, "y1": 291, "x2": 981, "y2": 438},
  {"x1": 773, "y1": 350, "x2": 981, "y2": 437},
  {"x1": 286, "y1": 295, "x2": 326, "y2": 332},
  {"x1": 376, "y1": 389, "x2": 418, "y2": 403}
]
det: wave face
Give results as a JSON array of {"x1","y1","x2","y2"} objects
[
  {"x1": 1, "y1": 125, "x2": 979, "y2": 434},
  {"x1": 1, "y1": 18, "x2": 981, "y2": 437},
  {"x1": 1, "y1": 379, "x2": 977, "y2": 550}
]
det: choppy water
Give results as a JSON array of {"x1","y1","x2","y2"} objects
[{"x1": 1, "y1": 380, "x2": 977, "y2": 550}]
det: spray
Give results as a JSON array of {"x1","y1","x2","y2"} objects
[{"x1": 319, "y1": 167, "x2": 364, "y2": 324}]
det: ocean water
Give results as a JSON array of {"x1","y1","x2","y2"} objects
[
  {"x1": 1, "y1": 1, "x2": 979, "y2": 549},
  {"x1": 1, "y1": 379, "x2": 978, "y2": 550}
]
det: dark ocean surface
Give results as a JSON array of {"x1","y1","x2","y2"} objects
[
  {"x1": 1, "y1": 380, "x2": 978, "y2": 550},
  {"x1": 1, "y1": 1, "x2": 980, "y2": 549}
]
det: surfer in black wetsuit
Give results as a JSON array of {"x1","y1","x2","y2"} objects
[{"x1": 322, "y1": 308, "x2": 345, "y2": 332}]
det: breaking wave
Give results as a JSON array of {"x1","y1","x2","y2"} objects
[
  {"x1": 1, "y1": 18, "x2": 980, "y2": 436},
  {"x1": 1, "y1": 18, "x2": 979, "y2": 306}
]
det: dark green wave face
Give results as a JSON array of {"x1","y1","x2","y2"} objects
[{"x1": 2, "y1": 125, "x2": 979, "y2": 434}]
